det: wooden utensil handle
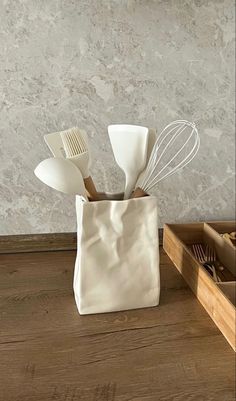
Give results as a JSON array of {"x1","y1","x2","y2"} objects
[
  {"x1": 131, "y1": 187, "x2": 149, "y2": 199},
  {"x1": 84, "y1": 176, "x2": 98, "y2": 200}
]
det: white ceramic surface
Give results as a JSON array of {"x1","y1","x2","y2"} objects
[{"x1": 74, "y1": 194, "x2": 160, "y2": 314}]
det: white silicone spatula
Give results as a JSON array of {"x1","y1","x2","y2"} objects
[
  {"x1": 108, "y1": 124, "x2": 149, "y2": 199},
  {"x1": 44, "y1": 131, "x2": 65, "y2": 157},
  {"x1": 135, "y1": 127, "x2": 157, "y2": 187},
  {"x1": 146, "y1": 128, "x2": 157, "y2": 163},
  {"x1": 34, "y1": 157, "x2": 88, "y2": 200}
]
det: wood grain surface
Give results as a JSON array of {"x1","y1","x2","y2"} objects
[
  {"x1": 0, "y1": 233, "x2": 77, "y2": 254},
  {"x1": 0, "y1": 249, "x2": 235, "y2": 401},
  {"x1": 0, "y1": 230, "x2": 163, "y2": 254}
]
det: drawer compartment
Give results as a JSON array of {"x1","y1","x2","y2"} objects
[{"x1": 163, "y1": 221, "x2": 236, "y2": 351}]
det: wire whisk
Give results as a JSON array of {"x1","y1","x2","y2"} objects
[{"x1": 133, "y1": 120, "x2": 200, "y2": 196}]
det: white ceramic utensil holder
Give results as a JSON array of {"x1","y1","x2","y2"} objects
[{"x1": 73, "y1": 194, "x2": 160, "y2": 315}]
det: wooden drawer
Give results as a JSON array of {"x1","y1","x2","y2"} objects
[{"x1": 163, "y1": 221, "x2": 236, "y2": 352}]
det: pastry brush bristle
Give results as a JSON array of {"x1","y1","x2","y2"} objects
[{"x1": 61, "y1": 127, "x2": 87, "y2": 157}]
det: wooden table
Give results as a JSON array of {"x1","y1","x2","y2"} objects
[{"x1": 0, "y1": 249, "x2": 235, "y2": 401}]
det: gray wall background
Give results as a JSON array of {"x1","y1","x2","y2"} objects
[{"x1": 0, "y1": 0, "x2": 235, "y2": 234}]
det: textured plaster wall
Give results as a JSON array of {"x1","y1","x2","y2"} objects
[{"x1": 0, "y1": 0, "x2": 235, "y2": 234}]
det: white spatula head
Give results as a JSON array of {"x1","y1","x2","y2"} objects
[
  {"x1": 108, "y1": 124, "x2": 149, "y2": 199},
  {"x1": 34, "y1": 157, "x2": 88, "y2": 200},
  {"x1": 146, "y1": 128, "x2": 157, "y2": 162},
  {"x1": 44, "y1": 132, "x2": 65, "y2": 157}
]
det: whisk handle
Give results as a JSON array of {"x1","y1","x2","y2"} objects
[{"x1": 130, "y1": 187, "x2": 149, "y2": 199}]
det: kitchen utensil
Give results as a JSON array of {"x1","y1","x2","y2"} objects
[
  {"x1": 131, "y1": 120, "x2": 200, "y2": 198},
  {"x1": 146, "y1": 128, "x2": 157, "y2": 164},
  {"x1": 34, "y1": 157, "x2": 88, "y2": 200},
  {"x1": 108, "y1": 124, "x2": 149, "y2": 199},
  {"x1": 60, "y1": 127, "x2": 98, "y2": 200},
  {"x1": 221, "y1": 232, "x2": 236, "y2": 248},
  {"x1": 205, "y1": 244, "x2": 225, "y2": 276},
  {"x1": 205, "y1": 244, "x2": 224, "y2": 270},
  {"x1": 204, "y1": 244, "x2": 235, "y2": 281},
  {"x1": 230, "y1": 232, "x2": 236, "y2": 240},
  {"x1": 44, "y1": 128, "x2": 88, "y2": 158},
  {"x1": 44, "y1": 131, "x2": 65, "y2": 157},
  {"x1": 191, "y1": 244, "x2": 220, "y2": 281}
]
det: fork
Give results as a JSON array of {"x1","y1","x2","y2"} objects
[
  {"x1": 205, "y1": 244, "x2": 225, "y2": 272},
  {"x1": 191, "y1": 244, "x2": 220, "y2": 282}
]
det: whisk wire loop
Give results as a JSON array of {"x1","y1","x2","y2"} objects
[
  {"x1": 138, "y1": 120, "x2": 200, "y2": 192},
  {"x1": 144, "y1": 133, "x2": 200, "y2": 191},
  {"x1": 143, "y1": 123, "x2": 189, "y2": 190},
  {"x1": 141, "y1": 122, "x2": 186, "y2": 190}
]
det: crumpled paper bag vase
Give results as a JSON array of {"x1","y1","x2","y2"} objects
[{"x1": 73, "y1": 194, "x2": 160, "y2": 315}]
